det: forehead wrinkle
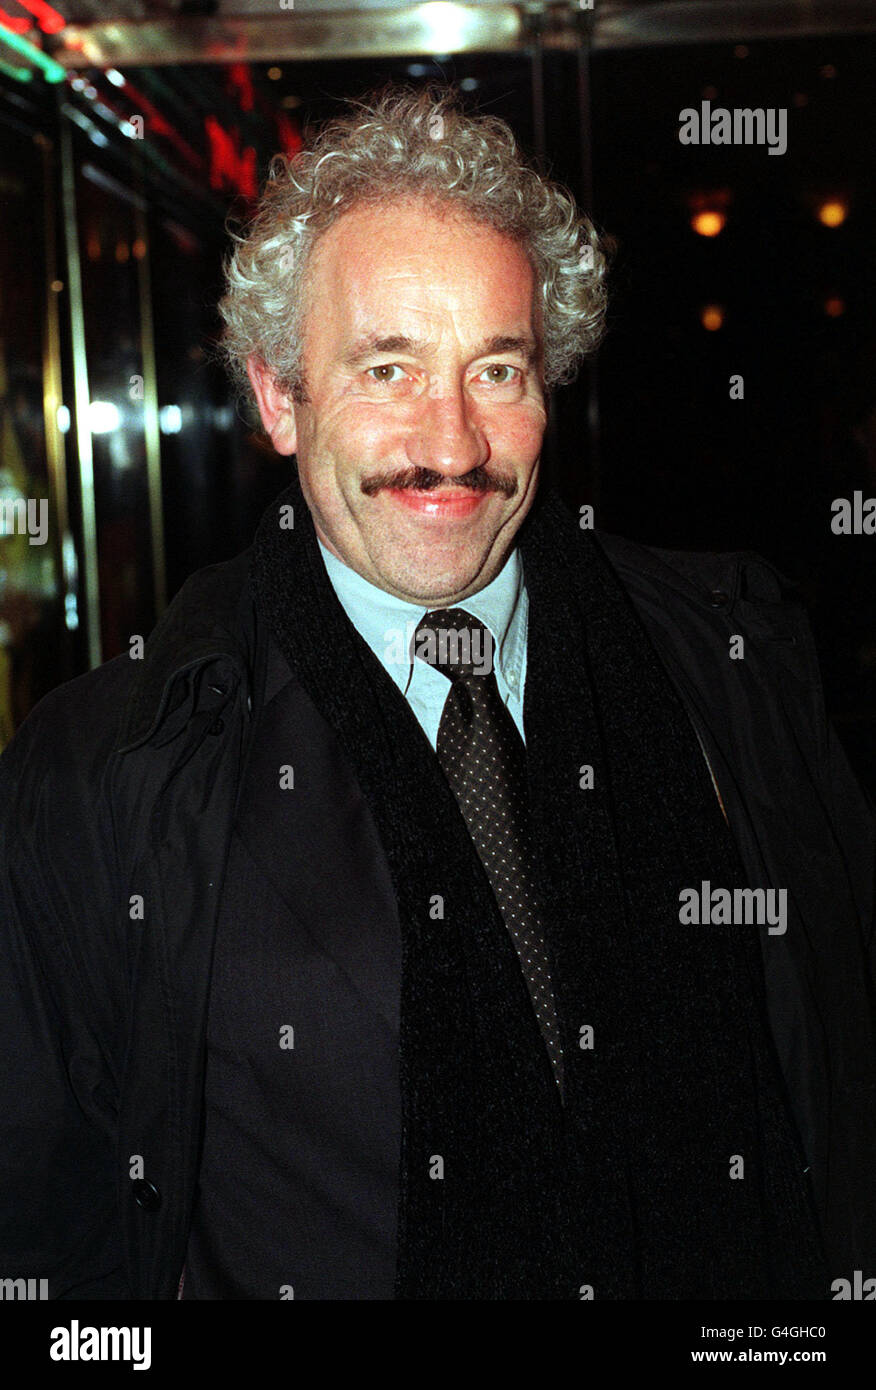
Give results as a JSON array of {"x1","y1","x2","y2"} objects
[{"x1": 304, "y1": 201, "x2": 543, "y2": 379}]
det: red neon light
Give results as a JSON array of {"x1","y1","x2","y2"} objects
[
  {"x1": 205, "y1": 114, "x2": 258, "y2": 198},
  {"x1": 227, "y1": 63, "x2": 255, "y2": 113},
  {"x1": 122, "y1": 79, "x2": 205, "y2": 172},
  {"x1": 0, "y1": 9, "x2": 31, "y2": 33},
  {"x1": 275, "y1": 111, "x2": 303, "y2": 159},
  {"x1": 12, "y1": 0, "x2": 65, "y2": 34}
]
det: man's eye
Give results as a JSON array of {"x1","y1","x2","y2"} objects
[
  {"x1": 367, "y1": 363, "x2": 406, "y2": 383},
  {"x1": 478, "y1": 364, "x2": 519, "y2": 385}
]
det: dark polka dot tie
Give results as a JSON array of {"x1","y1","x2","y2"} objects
[{"x1": 412, "y1": 607, "x2": 564, "y2": 1093}]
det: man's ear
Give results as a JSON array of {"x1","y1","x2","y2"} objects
[{"x1": 246, "y1": 354, "x2": 298, "y2": 456}]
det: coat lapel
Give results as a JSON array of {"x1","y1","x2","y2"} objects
[{"x1": 235, "y1": 635, "x2": 403, "y2": 1037}]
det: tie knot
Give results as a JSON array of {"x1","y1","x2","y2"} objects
[{"x1": 411, "y1": 608, "x2": 495, "y2": 681}]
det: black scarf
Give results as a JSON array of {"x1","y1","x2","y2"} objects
[{"x1": 249, "y1": 469, "x2": 827, "y2": 1300}]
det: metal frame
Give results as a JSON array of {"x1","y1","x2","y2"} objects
[
  {"x1": 575, "y1": 19, "x2": 601, "y2": 510},
  {"x1": 59, "y1": 108, "x2": 102, "y2": 668},
  {"x1": 48, "y1": 1, "x2": 876, "y2": 68},
  {"x1": 133, "y1": 191, "x2": 167, "y2": 620},
  {"x1": 36, "y1": 128, "x2": 75, "y2": 667}
]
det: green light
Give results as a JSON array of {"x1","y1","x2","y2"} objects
[
  {"x1": 0, "y1": 25, "x2": 67, "y2": 83},
  {"x1": 0, "y1": 56, "x2": 33, "y2": 83}
]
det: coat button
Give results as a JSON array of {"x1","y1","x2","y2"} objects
[
  {"x1": 708, "y1": 588, "x2": 730, "y2": 608},
  {"x1": 132, "y1": 1179, "x2": 162, "y2": 1211},
  {"x1": 209, "y1": 717, "x2": 224, "y2": 735}
]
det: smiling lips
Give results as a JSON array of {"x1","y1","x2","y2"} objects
[{"x1": 383, "y1": 487, "x2": 489, "y2": 518}]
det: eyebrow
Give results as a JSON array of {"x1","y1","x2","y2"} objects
[{"x1": 341, "y1": 333, "x2": 539, "y2": 369}]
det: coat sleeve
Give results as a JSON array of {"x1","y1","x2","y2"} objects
[
  {"x1": 0, "y1": 667, "x2": 133, "y2": 1298},
  {"x1": 823, "y1": 716, "x2": 876, "y2": 980},
  {"x1": 765, "y1": 552, "x2": 876, "y2": 984}
]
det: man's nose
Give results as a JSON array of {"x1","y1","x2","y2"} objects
[{"x1": 404, "y1": 387, "x2": 489, "y2": 476}]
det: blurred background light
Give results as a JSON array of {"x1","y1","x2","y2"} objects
[
  {"x1": 88, "y1": 400, "x2": 120, "y2": 433},
  {"x1": 817, "y1": 198, "x2": 849, "y2": 227},
  {"x1": 691, "y1": 209, "x2": 726, "y2": 237},
  {"x1": 700, "y1": 304, "x2": 725, "y2": 331}
]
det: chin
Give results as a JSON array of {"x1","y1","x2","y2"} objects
[{"x1": 383, "y1": 561, "x2": 485, "y2": 605}]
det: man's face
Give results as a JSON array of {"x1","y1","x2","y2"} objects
[{"x1": 248, "y1": 197, "x2": 547, "y2": 604}]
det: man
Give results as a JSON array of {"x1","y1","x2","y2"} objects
[{"x1": 1, "y1": 86, "x2": 874, "y2": 1301}]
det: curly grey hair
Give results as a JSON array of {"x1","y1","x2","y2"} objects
[{"x1": 218, "y1": 84, "x2": 612, "y2": 412}]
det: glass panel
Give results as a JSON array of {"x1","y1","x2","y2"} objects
[
  {"x1": 75, "y1": 152, "x2": 156, "y2": 659},
  {"x1": 151, "y1": 215, "x2": 239, "y2": 596},
  {"x1": 0, "y1": 126, "x2": 64, "y2": 750}
]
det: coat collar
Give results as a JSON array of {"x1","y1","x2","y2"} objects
[{"x1": 111, "y1": 482, "x2": 791, "y2": 759}]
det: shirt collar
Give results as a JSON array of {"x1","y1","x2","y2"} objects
[{"x1": 316, "y1": 537, "x2": 527, "y2": 696}]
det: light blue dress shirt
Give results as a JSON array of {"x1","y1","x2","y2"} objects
[{"x1": 317, "y1": 538, "x2": 529, "y2": 749}]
